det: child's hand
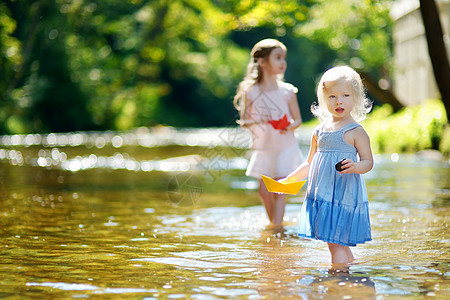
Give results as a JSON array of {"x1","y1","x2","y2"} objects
[
  {"x1": 279, "y1": 177, "x2": 295, "y2": 184},
  {"x1": 279, "y1": 125, "x2": 292, "y2": 134},
  {"x1": 337, "y1": 159, "x2": 355, "y2": 174},
  {"x1": 279, "y1": 129, "x2": 287, "y2": 134},
  {"x1": 277, "y1": 178, "x2": 287, "y2": 184}
]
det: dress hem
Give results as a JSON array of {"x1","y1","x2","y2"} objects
[{"x1": 298, "y1": 234, "x2": 372, "y2": 247}]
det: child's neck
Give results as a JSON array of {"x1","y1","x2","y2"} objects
[
  {"x1": 328, "y1": 116, "x2": 355, "y2": 130},
  {"x1": 258, "y1": 74, "x2": 279, "y2": 91}
]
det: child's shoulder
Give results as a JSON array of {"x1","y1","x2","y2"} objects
[
  {"x1": 279, "y1": 81, "x2": 298, "y2": 94},
  {"x1": 312, "y1": 123, "x2": 325, "y2": 136},
  {"x1": 245, "y1": 84, "x2": 260, "y2": 99},
  {"x1": 347, "y1": 123, "x2": 369, "y2": 136},
  {"x1": 342, "y1": 123, "x2": 370, "y2": 142}
]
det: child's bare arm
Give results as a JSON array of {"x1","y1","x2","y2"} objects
[
  {"x1": 285, "y1": 93, "x2": 302, "y2": 131},
  {"x1": 340, "y1": 127, "x2": 373, "y2": 174},
  {"x1": 282, "y1": 133, "x2": 317, "y2": 183},
  {"x1": 238, "y1": 95, "x2": 269, "y2": 127}
]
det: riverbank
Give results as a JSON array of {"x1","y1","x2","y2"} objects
[{"x1": 363, "y1": 99, "x2": 449, "y2": 157}]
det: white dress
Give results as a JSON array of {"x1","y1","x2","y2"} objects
[{"x1": 244, "y1": 82, "x2": 303, "y2": 179}]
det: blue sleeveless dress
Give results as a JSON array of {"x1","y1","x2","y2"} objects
[{"x1": 298, "y1": 122, "x2": 372, "y2": 246}]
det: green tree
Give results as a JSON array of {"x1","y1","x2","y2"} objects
[
  {"x1": 0, "y1": 3, "x2": 23, "y2": 132},
  {"x1": 296, "y1": 0, "x2": 403, "y2": 110},
  {"x1": 59, "y1": 0, "x2": 311, "y2": 128},
  {"x1": 60, "y1": 0, "x2": 249, "y2": 129},
  {"x1": 3, "y1": 0, "x2": 95, "y2": 133},
  {"x1": 1, "y1": 0, "x2": 399, "y2": 133}
]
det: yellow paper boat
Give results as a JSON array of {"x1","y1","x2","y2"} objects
[{"x1": 261, "y1": 175, "x2": 306, "y2": 195}]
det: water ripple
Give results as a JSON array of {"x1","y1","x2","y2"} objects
[{"x1": 26, "y1": 282, "x2": 158, "y2": 294}]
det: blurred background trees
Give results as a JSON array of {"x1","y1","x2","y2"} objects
[{"x1": 1, "y1": 0, "x2": 397, "y2": 133}]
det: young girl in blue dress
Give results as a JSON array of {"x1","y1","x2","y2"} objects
[{"x1": 282, "y1": 66, "x2": 373, "y2": 264}]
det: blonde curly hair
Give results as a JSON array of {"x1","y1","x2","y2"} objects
[{"x1": 312, "y1": 66, "x2": 372, "y2": 122}]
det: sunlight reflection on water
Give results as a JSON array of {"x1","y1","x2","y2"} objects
[
  {"x1": 0, "y1": 127, "x2": 255, "y2": 173},
  {"x1": 0, "y1": 127, "x2": 252, "y2": 148}
]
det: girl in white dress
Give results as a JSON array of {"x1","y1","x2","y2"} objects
[{"x1": 233, "y1": 39, "x2": 304, "y2": 227}]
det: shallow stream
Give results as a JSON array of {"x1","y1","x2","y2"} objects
[{"x1": 0, "y1": 127, "x2": 448, "y2": 299}]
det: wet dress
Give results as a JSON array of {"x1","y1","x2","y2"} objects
[{"x1": 298, "y1": 122, "x2": 372, "y2": 246}]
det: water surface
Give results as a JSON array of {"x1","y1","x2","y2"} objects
[{"x1": 0, "y1": 128, "x2": 448, "y2": 299}]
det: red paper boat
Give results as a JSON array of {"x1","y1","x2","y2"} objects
[{"x1": 269, "y1": 114, "x2": 290, "y2": 130}]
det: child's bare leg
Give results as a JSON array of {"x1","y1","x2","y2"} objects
[
  {"x1": 258, "y1": 179, "x2": 274, "y2": 222},
  {"x1": 345, "y1": 247, "x2": 354, "y2": 262},
  {"x1": 271, "y1": 193, "x2": 286, "y2": 226},
  {"x1": 327, "y1": 243, "x2": 352, "y2": 264}
]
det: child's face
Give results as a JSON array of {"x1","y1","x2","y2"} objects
[
  {"x1": 323, "y1": 80, "x2": 355, "y2": 121},
  {"x1": 261, "y1": 47, "x2": 287, "y2": 76}
]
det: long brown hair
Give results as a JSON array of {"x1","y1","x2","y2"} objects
[{"x1": 233, "y1": 39, "x2": 287, "y2": 119}]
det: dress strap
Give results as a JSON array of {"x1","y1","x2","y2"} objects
[{"x1": 340, "y1": 122, "x2": 361, "y2": 132}]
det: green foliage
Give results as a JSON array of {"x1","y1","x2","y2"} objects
[
  {"x1": 60, "y1": 0, "x2": 252, "y2": 129},
  {"x1": 297, "y1": 0, "x2": 394, "y2": 74},
  {"x1": 3, "y1": 0, "x2": 95, "y2": 133},
  {"x1": 363, "y1": 99, "x2": 449, "y2": 155},
  {"x1": 440, "y1": 125, "x2": 450, "y2": 157},
  {"x1": 0, "y1": 0, "x2": 403, "y2": 133},
  {"x1": 0, "y1": 3, "x2": 22, "y2": 133},
  {"x1": 1, "y1": 0, "x2": 317, "y2": 133}
]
